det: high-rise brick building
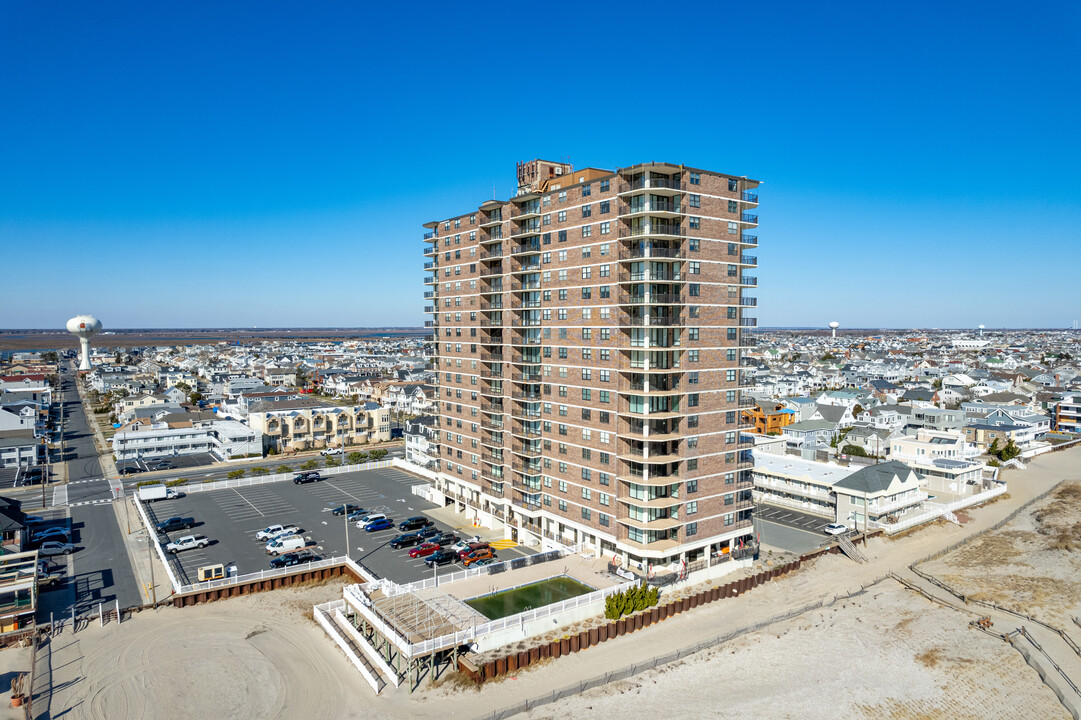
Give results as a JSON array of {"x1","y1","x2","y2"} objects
[{"x1": 422, "y1": 160, "x2": 759, "y2": 570}]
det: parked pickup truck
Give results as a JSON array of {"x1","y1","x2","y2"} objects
[
  {"x1": 155, "y1": 516, "x2": 195, "y2": 533},
  {"x1": 165, "y1": 535, "x2": 209, "y2": 554},
  {"x1": 256, "y1": 524, "x2": 301, "y2": 541}
]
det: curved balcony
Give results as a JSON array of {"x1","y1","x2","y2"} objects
[
  {"x1": 618, "y1": 245, "x2": 685, "y2": 261},
  {"x1": 617, "y1": 177, "x2": 684, "y2": 195},
  {"x1": 479, "y1": 214, "x2": 503, "y2": 228},
  {"x1": 617, "y1": 224, "x2": 685, "y2": 239},
  {"x1": 622, "y1": 201, "x2": 681, "y2": 219}
]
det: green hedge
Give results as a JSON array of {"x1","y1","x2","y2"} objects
[{"x1": 604, "y1": 582, "x2": 659, "y2": 620}]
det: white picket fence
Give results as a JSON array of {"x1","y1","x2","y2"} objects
[
  {"x1": 874, "y1": 484, "x2": 1008, "y2": 534},
  {"x1": 133, "y1": 496, "x2": 182, "y2": 594},
  {"x1": 172, "y1": 459, "x2": 393, "y2": 494},
  {"x1": 344, "y1": 576, "x2": 636, "y2": 658},
  {"x1": 175, "y1": 555, "x2": 377, "y2": 595}
]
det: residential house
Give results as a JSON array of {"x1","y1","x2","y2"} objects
[
  {"x1": 741, "y1": 402, "x2": 795, "y2": 435},
  {"x1": 832, "y1": 461, "x2": 928, "y2": 530}
]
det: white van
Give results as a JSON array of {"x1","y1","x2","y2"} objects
[
  {"x1": 266, "y1": 535, "x2": 306, "y2": 555},
  {"x1": 355, "y1": 513, "x2": 386, "y2": 528}
]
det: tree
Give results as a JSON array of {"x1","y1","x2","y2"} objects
[
  {"x1": 1000, "y1": 438, "x2": 1021, "y2": 461},
  {"x1": 369, "y1": 448, "x2": 388, "y2": 461},
  {"x1": 174, "y1": 381, "x2": 191, "y2": 392},
  {"x1": 932, "y1": 378, "x2": 943, "y2": 389},
  {"x1": 988, "y1": 438, "x2": 1001, "y2": 457},
  {"x1": 346, "y1": 452, "x2": 365, "y2": 464},
  {"x1": 325, "y1": 456, "x2": 341, "y2": 468},
  {"x1": 189, "y1": 391, "x2": 204, "y2": 404},
  {"x1": 301, "y1": 459, "x2": 319, "y2": 471},
  {"x1": 852, "y1": 404, "x2": 864, "y2": 418},
  {"x1": 842, "y1": 444, "x2": 867, "y2": 457}
]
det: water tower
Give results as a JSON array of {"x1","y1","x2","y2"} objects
[
  {"x1": 829, "y1": 321, "x2": 840, "y2": 339},
  {"x1": 978, "y1": 323, "x2": 985, "y2": 337},
  {"x1": 66, "y1": 315, "x2": 102, "y2": 371}
]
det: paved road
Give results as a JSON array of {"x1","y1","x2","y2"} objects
[{"x1": 55, "y1": 365, "x2": 144, "y2": 611}]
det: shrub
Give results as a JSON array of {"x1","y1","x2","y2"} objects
[
  {"x1": 276, "y1": 465, "x2": 292, "y2": 474},
  {"x1": 135, "y1": 480, "x2": 157, "y2": 487},
  {"x1": 842, "y1": 444, "x2": 867, "y2": 457},
  {"x1": 369, "y1": 449, "x2": 388, "y2": 461},
  {"x1": 603, "y1": 581, "x2": 659, "y2": 620},
  {"x1": 165, "y1": 478, "x2": 189, "y2": 487},
  {"x1": 346, "y1": 452, "x2": 365, "y2": 464},
  {"x1": 227, "y1": 469, "x2": 246, "y2": 479},
  {"x1": 325, "y1": 457, "x2": 341, "y2": 468},
  {"x1": 300, "y1": 459, "x2": 320, "y2": 471},
  {"x1": 251, "y1": 467, "x2": 269, "y2": 476}
]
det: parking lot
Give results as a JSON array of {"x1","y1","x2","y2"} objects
[
  {"x1": 753, "y1": 504, "x2": 835, "y2": 555},
  {"x1": 116, "y1": 451, "x2": 218, "y2": 476},
  {"x1": 141, "y1": 466, "x2": 534, "y2": 587}
]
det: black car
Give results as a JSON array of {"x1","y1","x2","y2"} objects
[
  {"x1": 389, "y1": 532, "x2": 423, "y2": 549},
  {"x1": 293, "y1": 471, "x2": 322, "y2": 484},
  {"x1": 331, "y1": 504, "x2": 363, "y2": 516},
  {"x1": 398, "y1": 516, "x2": 433, "y2": 532},
  {"x1": 155, "y1": 516, "x2": 195, "y2": 533},
  {"x1": 424, "y1": 549, "x2": 458, "y2": 567},
  {"x1": 269, "y1": 549, "x2": 319, "y2": 569},
  {"x1": 117, "y1": 466, "x2": 146, "y2": 476},
  {"x1": 430, "y1": 532, "x2": 459, "y2": 546},
  {"x1": 416, "y1": 526, "x2": 441, "y2": 540},
  {"x1": 148, "y1": 460, "x2": 173, "y2": 470}
]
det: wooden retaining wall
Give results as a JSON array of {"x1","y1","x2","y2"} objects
[
  {"x1": 460, "y1": 559, "x2": 802, "y2": 683},
  {"x1": 171, "y1": 563, "x2": 365, "y2": 607}
]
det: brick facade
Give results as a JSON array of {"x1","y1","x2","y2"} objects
[{"x1": 424, "y1": 161, "x2": 759, "y2": 566}]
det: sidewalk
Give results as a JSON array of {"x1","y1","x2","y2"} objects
[
  {"x1": 112, "y1": 497, "x2": 175, "y2": 605},
  {"x1": 74, "y1": 380, "x2": 117, "y2": 479}
]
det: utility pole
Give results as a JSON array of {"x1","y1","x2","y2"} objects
[{"x1": 344, "y1": 508, "x2": 350, "y2": 558}]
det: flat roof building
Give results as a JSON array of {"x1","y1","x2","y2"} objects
[{"x1": 422, "y1": 160, "x2": 761, "y2": 570}]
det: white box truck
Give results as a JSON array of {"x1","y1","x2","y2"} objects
[{"x1": 138, "y1": 484, "x2": 179, "y2": 502}]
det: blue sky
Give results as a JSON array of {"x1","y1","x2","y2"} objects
[{"x1": 2, "y1": 1, "x2": 1078, "y2": 330}]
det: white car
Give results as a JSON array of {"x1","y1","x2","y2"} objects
[
  {"x1": 824, "y1": 523, "x2": 850, "y2": 535},
  {"x1": 320, "y1": 447, "x2": 344, "y2": 456},
  {"x1": 355, "y1": 513, "x2": 386, "y2": 528},
  {"x1": 256, "y1": 524, "x2": 300, "y2": 541},
  {"x1": 38, "y1": 541, "x2": 75, "y2": 556},
  {"x1": 165, "y1": 535, "x2": 209, "y2": 553}
]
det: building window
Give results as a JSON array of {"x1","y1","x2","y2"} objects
[
  {"x1": 686, "y1": 522, "x2": 698, "y2": 536},
  {"x1": 581, "y1": 507, "x2": 591, "y2": 520},
  {"x1": 689, "y1": 194, "x2": 701, "y2": 208},
  {"x1": 688, "y1": 283, "x2": 700, "y2": 297},
  {"x1": 689, "y1": 216, "x2": 700, "y2": 229},
  {"x1": 688, "y1": 261, "x2": 700, "y2": 275},
  {"x1": 558, "y1": 230, "x2": 567, "y2": 243},
  {"x1": 600, "y1": 200, "x2": 610, "y2": 214},
  {"x1": 600, "y1": 221, "x2": 610, "y2": 235},
  {"x1": 686, "y1": 501, "x2": 698, "y2": 515},
  {"x1": 582, "y1": 204, "x2": 592, "y2": 218},
  {"x1": 558, "y1": 191, "x2": 567, "y2": 203},
  {"x1": 729, "y1": 178, "x2": 738, "y2": 191},
  {"x1": 689, "y1": 172, "x2": 700, "y2": 185},
  {"x1": 687, "y1": 479, "x2": 698, "y2": 493},
  {"x1": 558, "y1": 210, "x2": 567, "y2": 222}
]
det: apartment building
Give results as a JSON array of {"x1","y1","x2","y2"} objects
[{"x1": 423, "y1": 160, "x2": 760, "y2": 570}]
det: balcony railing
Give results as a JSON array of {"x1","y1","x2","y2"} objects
[
  {"x1": 626, "y1": 200, "x2": 680, "y2": 214},
  {"x1": 741, "y1": 191, "x2": 758, "y2": 203},
  {"x1": 619, "y1": 293, "x2": 682, "y2": 305},
  {"x1": 423, "y1": 291, "x2": 434, "y2": 299},
  {"x1": 423, "y1": 231, "x2": 435, "y2": 240},
  {"x1": 619, "y1": 315, "x2": 684, "y2": 327},
  {"x1": 741, "y1": 255, "x2": 757, "y2": 265},
  {"x1": 619, "y1": 177, "x2": 683, "y2": 193},
  {"x1": 741, "y1": 297, "x2": 757, "y2": 306},
  {"x1": 618, "y1": 224, "x2": 684, "y2": 238},
  {"x1": 741, "y1": 213, "x2": 758, "y2": 224},
  {"x1": 740, "y1": 276, "x2": 757, "y2": 286},
  {"x1": 741, "y1": 234, "x2": 757, "y2": 245},
  {"x1": 618, "y1": 245, "x2": 685, "y2": 260},
  {"x1": 741, "y1": 318, "x2": 757, "y2": 327},
  {"x1": 619, "y1": 270, "x2": 681, "y2": 283},
  {"x1": 512, "y1": 281, "x2": 542, "y2": 291},
  {"x1": 514, "y1": 243, "x2": 541, "y2": 254}
]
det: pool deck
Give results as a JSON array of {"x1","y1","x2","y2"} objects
[{"x1": 440, "y1": 552, "x2": 622, "y2": 602}]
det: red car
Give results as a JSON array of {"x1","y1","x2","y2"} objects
[{"x1": 408, "y1": 542, "x2": 441, "y2": 559}]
